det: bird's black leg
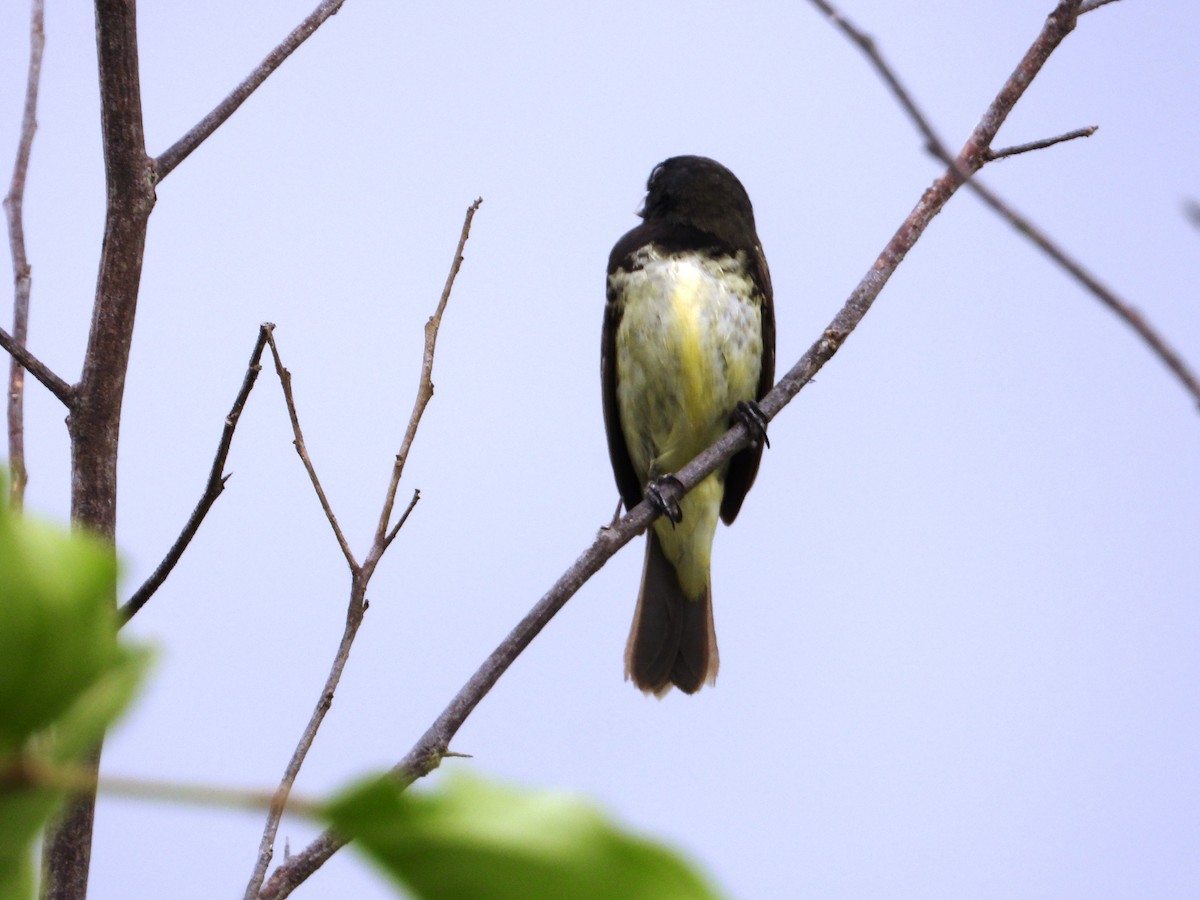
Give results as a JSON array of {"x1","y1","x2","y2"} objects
[
  {"x1": 734, "y1": 399, "x2": 771, "y2": 449},
  {"x1": 645, "y1": 475, "x2": 684, "y2": 525}
]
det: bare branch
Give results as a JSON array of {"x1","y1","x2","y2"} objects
[
  {"x1": 0, "y1": 324, "x2": 71, "y2": 405},
  {"x1": 259, "y1": 833, "x2": 342, "y2": 900},
  {"x1": 46, "y1": 0, "x2": 157, "y2": 893},
  {"x1": 0, "y1": 3, "x2": 69, "y2": 420},
  {"x1": 383, "y1": 488, "x2": 420, "y2": 550},
  {"x1": 118, "y1": 325, "x2": 271, "y2": 625},
  {"x1": 154, "y1": 0, "x2": 348, "y2": 181},
  {"x1": 806, "y1": 0, "x2": 948, "y2": 159},
  {"x1": 264, "y1": 329, "x2": 358, "y2": 570},
  {"x1": 4, "y1": 0, "x2": 45, "y2": 508},
  {"x1": 986, "y1": 125, "x2": 1098, "y2": 160},
  {"x1": 370, "y1": 198, "x2": 482, "y2": 559},
  {"x1": 964, "y1": 2, "x2": 1084, "y2": 163},
  {"x1": 259, "y1": 6, "x2": 1087, "y2": 896},
  {"x1": 250, "y1": 204, "x2": 477, "y2": 897},
  {"x1": 967, "y1": 179, "x2": 1200, "y2": 406},
  {"x1": 242, "y1": 571, "x2": 368, "y2": 900},
  {"x1": 807, "y1": 0, "x2": 1200, "y2": 408}
]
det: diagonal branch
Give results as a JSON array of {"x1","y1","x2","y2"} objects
[
  {"x1": 265, "y1": 327, "x2": 358, "y2": 570},
  {"x1": 966, "y1": 179, "x2": 1200, "y2": 405},
  {"x1": 384, "y1": 487, "x2": 420, "y2": 548},
  {"x1": 806, "y1": 0, "x2": 1199, "y2": 409},
  {"x1": 118, "y1": 325, "x2": 271, "y2": 625},
  {"x1": 4, "y1": 0, "x2": 46, "y2": 508},
  {"x1": 962, "y1": 3, "x2": 1082, "y2": 163},
  {"x1": 154, "y1": 0, "x2": 348, "y2": 181},
  {"x1": 258, "y1": 5, "x2": 1089, "y2": 897},
  {"x1": 0, "y1": 324, "x2": 70, "y2": 406}
]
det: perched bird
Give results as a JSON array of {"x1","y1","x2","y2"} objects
[{"x1": 602, "y1": 156, "x2": 775, "y2": 696}]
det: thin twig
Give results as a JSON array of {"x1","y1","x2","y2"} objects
[
  {"x1": 0, "y1": 324, "x2": 70, "y2": 405},
  {"x1": 806, "y1": 0, "x2": 1200, "y2": 408},
  {"x1": 384, "y1": 488, "x2": 420, "y2": 549},
  {"x1": 986, "y1": 125, "x2": 1098, "y2": 161},
  {"x1": 0, "y1": 2, "x2": 57, "y2": 446},
  {"x1": 246, "y1": 329, "x2": 363, "y2": 896},
  {"x1": 265, "y1": 329, "x2": 358, "y2": 570},
  {"x1": 118, "y1": 326, "x2": 271, "y2": 625},
  {"x1": 249, "y1": 204, "x2": 478, "y2": 898},
  {"x1": 242, "y1": 574, "x2": 367, "y2": 900},
  {"x1": 4, "y1": 0, "x2": 45, "y2": 509},
  {"x1": 966, "y1": 179, "x2": 1200, "y2": 404},
  {"x1": 154, "y1": 0, "x2": 348, "y2": 181},
  {"x1": 259, "y1": 6, "x2": 1087, "y2": 896},
  {"x1": 807, "y1": 0, "x2": 947, "y2": 158},
  {"x1": 371, "y1": 198, "x2": 482, "y2": 558}
]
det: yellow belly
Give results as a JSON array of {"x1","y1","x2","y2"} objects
[{"x1": 613, "y1": 251, "x2": 763, "y2": 598}]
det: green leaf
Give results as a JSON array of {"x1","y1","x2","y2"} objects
[
  {"x1": 47, "y1": 644, "x2": 152, "y2": 763},
  {"x1": 0, "y1": 492, "x2": 150, "y2": 900},
  {"x1": 0, "y1": 500, "x2": 122, "y2": 753},
  {"x1": 325, "y1": 771, "x2": 722, "y2": 900}
]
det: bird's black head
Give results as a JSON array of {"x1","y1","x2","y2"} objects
[{"x1": 639, "y1": 155, "x2": 758, "y2": 250}]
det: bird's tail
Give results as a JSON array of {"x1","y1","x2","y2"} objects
[{"x1": 624, "y1": 528, "x2": 719, "y2": 696}]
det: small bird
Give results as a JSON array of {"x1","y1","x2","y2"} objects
[{"x1": 602, "y1": 156, "x2": 775, "y2": 696}]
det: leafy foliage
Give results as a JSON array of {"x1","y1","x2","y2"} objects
[
  {"x1": 326, "y1": 771, "x2": 722, "y2": 900},
  {"x1": 0, "y1": 494, "x2": 149, "y2": 899}
]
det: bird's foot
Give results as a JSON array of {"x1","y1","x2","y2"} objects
[
  {"x1": 734, "y1": 399, "x2": 770, "y2": 449},
  {"x1": 645, "y1": 475, "x2": 684, "y2": 526}
]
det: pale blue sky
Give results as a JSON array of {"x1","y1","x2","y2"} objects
[{"x1": 3, "y1": 2, "x2": 1199, "y2": 897}]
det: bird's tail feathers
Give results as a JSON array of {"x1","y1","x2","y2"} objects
[{"x1": 624, "y1": 529, "x2": 719, "y2": 696}]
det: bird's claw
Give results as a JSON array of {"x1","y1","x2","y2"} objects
[
  {"x1": 646, "y1": 475, "x2": 684, "y2": 526},
  {"x1": 734, "y1": 399, "x2": 770, "y2": 449}
]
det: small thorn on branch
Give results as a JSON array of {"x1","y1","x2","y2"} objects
[{"x1": 986, "y1": 126, "x2": 1098, "y2": 161}]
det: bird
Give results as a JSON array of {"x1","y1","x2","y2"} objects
[{"x1": 602, "y1": 155, "x2": 775, "y2": 696}]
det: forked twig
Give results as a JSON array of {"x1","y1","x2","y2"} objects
[
  {"x1": 806, "y1": 0, "x2": 1199, "y2": 408},
  {"x1": 246, "y1": 200, "x2": 480, "y2": 899}
]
